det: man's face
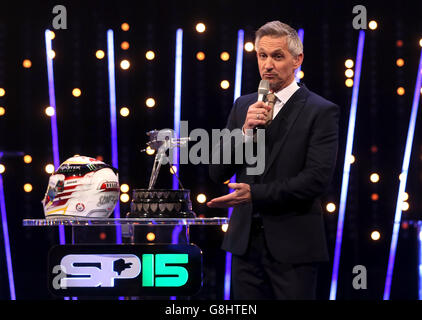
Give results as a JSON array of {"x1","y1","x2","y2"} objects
[{"x1": 256, "y1": 35, "x2": 303, "y2": 92}]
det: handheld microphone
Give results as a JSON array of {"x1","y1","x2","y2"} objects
[
  {"x1": 257, "y1": 80, "x2": 269, "y2": 102},
  {"x1": 256, "y1": 80, "x2": 270, "y2": 130}
]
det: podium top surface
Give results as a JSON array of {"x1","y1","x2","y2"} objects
[{"x1": 22, "y1": 217, "x2": 229, "y2": 227}]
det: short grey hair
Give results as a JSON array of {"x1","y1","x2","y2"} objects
[{"x1": 255, "y1": 21, "x2": 303, "y2": 57}]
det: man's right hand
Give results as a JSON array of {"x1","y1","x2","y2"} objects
[{"x1": 242, "y1": 101, "x2": 272, "y2": 133}]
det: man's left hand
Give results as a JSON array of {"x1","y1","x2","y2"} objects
[{"x1": 207, "y1": 183, "x2": 251, "y2": 208}]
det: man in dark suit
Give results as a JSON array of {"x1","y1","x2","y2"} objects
[{"x1": 207, "y1": 21, "x2": 339, "y2": 299}]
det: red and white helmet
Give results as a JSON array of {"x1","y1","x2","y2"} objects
[{"x1": 42, "y1": 155, "x2": 119, "y2": 219}]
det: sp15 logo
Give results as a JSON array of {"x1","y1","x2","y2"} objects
[
  {"x1": 53, "y1": 254, "x2": 140, "y2": 289},
  {"x1": 48, "y1": 244, "x2": 202, "y2": 296},
  {"x1": 52, "y1": 253, "x2": 189, "y2": 289}
]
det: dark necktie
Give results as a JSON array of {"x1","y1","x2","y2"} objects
[{"x1": 265, "y1": 93, "x2": 276, "y2": 126}]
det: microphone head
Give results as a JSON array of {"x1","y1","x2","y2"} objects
[{"x1": 258, "y1": 80, "x2": 269, "y2": 95}]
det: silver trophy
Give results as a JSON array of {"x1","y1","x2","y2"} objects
[
  {"x1": 141, "y1": 129, "x2": 189, "y2": 190},
  {"x1": 128, "y1": 129, "x2": 195, "y2": 218}
]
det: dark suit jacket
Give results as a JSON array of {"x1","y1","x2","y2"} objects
[{"x1": 209, "y1": 83, "x2": 339, "y2": 264}]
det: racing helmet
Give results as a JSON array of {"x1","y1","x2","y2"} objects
[{"x1": 42, "y1": 155, "x2": 119, "y2": 219}]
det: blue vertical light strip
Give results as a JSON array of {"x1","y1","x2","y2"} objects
[
  {"x1": 170, "y1": 28, "x2": 183, "y2": 302},
  {"x1": 107, "y1": 29, "x2": 122, "y2": 244},
  {"x1": 295, "y1": 28, "x2": 304, "y2": 83},
  {"x1": 0, "y1": 162, "x2": 16, "y2": 300},
  {"x1": 233, "y1": 30, "x2": 244, "y2": 102},
  {"x1": 171, "y1": 28, "x2": 183, "y2": 244},
  {"x1": 171, "y1": 29, "x2": 183, "y2": 244},
  {"x1": 45, "y1": 29, "x2": 65, "y2": 245},
  {"x1": 329, "y1": 30, "x2": 365, "y2": 300},
  {"x1": 224, "y1": 29, "x2": 244, "y2": 300},
  {"x1": 418, "y1": 222, "x2": 422, "y2": 300},
  {"x1": 172, "y1": 28, "x2": 183, "y2": 190},
  {"x1": 383, "y1": 48, "x2": 422, "y2": 300}
]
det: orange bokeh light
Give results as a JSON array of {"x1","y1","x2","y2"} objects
[
  {"x1": 121, "y1": 41, "x2": 130, "y2": 50},
  {"x1": 121, "y1": 23, "x2": 130, "y2": 31},
  {"x1": 371, "y1": 193, "x2": 379, "y2": 201}
]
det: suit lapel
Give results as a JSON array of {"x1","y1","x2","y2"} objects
[{"x1": 262, "y1": 85, "x2": 309, "y2": 177}]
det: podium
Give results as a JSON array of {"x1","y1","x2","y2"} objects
[{"x1": 23, "y1": 217, "x2": 229, "y2": 298}]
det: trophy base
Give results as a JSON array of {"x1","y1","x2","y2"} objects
[{"x1": 127, "y1": 189, "x2": 196, "y2": 219}]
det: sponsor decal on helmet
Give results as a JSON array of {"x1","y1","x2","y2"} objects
[
  {"x1": 76, "y1": 203, "x2": 85, "y2": 212},
  {"x1": 97, "y1": 195, "x2": 118, "y2": 207},
  {"x1": 99, "y1": 181, "x2": 119, "y2": 192}
]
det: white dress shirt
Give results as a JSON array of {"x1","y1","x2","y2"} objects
[
  {"x1": 271, "y1": 79, "x2": 300, "y2": 120},
  {"x1": 243, "y1": 79, "x2": 300, "y2": 141}
]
